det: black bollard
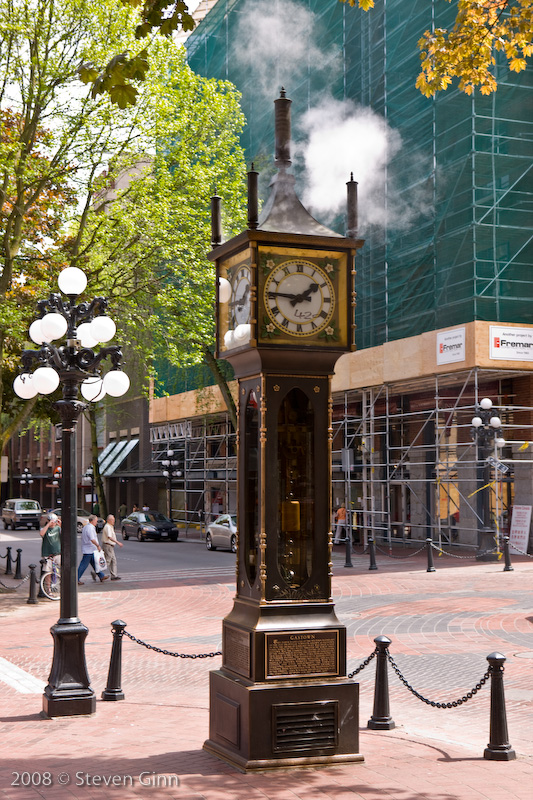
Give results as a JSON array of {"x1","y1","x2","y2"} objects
[
  {"x1": 14, "y1": 548, "x2": 23, "y2": 580},
  {"x1": 502, "y1": 536, "x2": 513, "y2": 572},
  {"x1": 368, "y1": 635, "x2": 395, "y2": 730},
  {"x1": 484, "y1": 652, "x2": 516, "y2": 760},
  {"x1": 37, "y1": 558, "x2": 47, "y2": 598},
  {"x1": 27, "y1": 564, "x2": 38, "y2": 605},
  {"x1": 102, "y1": 619, "x2": 127, "y2": 701},
  {"x1": 344, "y1": 533, "x2": 353, "y2": 568},
  {"x1": 426, "y1": 537, "x2": 436, "y2": 572},
  {"x1": 5, "y1": 546, "x2": 13, "y2": 575},
  {"x1": 368, "y1": 536, "x2": 378, "y2": 570}
]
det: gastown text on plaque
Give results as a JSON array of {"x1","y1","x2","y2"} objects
[{"x1": 265, "y1": 630, "x2": 339, "y2": 679}]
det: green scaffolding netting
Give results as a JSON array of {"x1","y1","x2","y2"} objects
[{"x1": 185, "y1": 0, "x2": 533, "y2": 358}]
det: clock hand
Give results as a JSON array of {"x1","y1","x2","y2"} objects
[
  {"x1": 229, "y1": 285, "x2": 251, "y2": 307},
  {"x1": 268, "y1": 291, "x2": 299, "y2": 301},
  {"x1": 290, "y1": 283, "x2": 319, "y2": 307}
]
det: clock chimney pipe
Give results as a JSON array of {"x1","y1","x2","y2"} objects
[
  {"x1": 211, "y1": 190, "x2": 222, "y2": 247},
  {"x1": 346, "y1": 173, "x2": 358, "y2": 238},
  {"x1": 275, "y1": 88, "x2": 291, "y2": 169},
  {"x1": 247, "y1": 163, "x2": 259, "y2": 229}
]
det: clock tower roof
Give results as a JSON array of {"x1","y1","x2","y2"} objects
[{"x1": 257, "y1": 170, "x2": 343, "y2": 238}]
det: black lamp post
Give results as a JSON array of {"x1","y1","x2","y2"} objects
[
  {"x1": 161, "y1": 450, "x2": 182, "y2": 520},
  {"x1": 20, "y1": 468, "x2": 33, "y2": 498},
  {"x1": 52, "y1": 465, "x2": 62, "y2": 506},
  {"x1": 13, "y1": 267, "x2": 129, "y2": 717},
  {"x1": 471, "y1": 397, "x2": 505, "y2": 561},
  {"x1": 84, "y1": 464, "x2": 95, "y2": 510}
]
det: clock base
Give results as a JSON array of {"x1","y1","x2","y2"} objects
[{"x1": 204, "y1": 670, "x2": 363, "y2": 772}]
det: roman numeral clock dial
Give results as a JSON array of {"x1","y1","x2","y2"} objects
[{"x1": 261, "y1": 256, "x2": 343, "y2": 343}]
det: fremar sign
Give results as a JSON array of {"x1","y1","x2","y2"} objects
[
  {"x1": 490, "y1": 326, "x2": 533, "y2": 362},
  {"x1": 436, "y1": 327, "x2": 465, "y2": 365}
]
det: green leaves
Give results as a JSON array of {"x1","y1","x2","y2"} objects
[{"x1": 341, "y1": 0, "x2": 533, "y2": 95}]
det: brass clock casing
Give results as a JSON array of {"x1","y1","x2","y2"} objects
[{"x1": 258, "y1": 245, "x2": 350, "y2": 349}]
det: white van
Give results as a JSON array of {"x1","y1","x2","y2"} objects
[{"x1": 2, "y1": 498, "x2": 42, "y2": 530}]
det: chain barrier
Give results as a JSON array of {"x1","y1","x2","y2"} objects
[
  {"x1": 507, "y1": 543, "x2": 533, "y2": 559},
  {"x1": 430, "y1": 542, "x2": 500, "y2": 560},
  {"x1": 347, "y1": 647, "x2": 378, "y2": 678},
  {"x1": 374, "y1": 544, "x2": 426, "y2": 560},
  {"x1": 123, "y1": 629, "x2": 221, "y2": 659},
  {"x1": 0, "y1": 552, "x2": 7, "y2": 559},
  {"x1": 387, "y1": 650, "x2": 491, "y2": 708},
  {"x1": 0, "y1": 573, "x2": 30, "y2": 590}
]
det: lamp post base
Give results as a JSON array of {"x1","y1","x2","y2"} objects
[{"x1": 42, "y1": 619, "x2": 96, "y2": 717}]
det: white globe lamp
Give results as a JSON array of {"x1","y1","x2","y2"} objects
[
  {"x1": 58, "y1": 267, "x2": 87, "y2": 296},
  {"x1": 76, "y1": 322, "x2": 98, "y2": 349},
  {"x1": 32, "y1": 366, "x2": 60, "y2": 395},
  {"x1": 471, "y1": 416, "x2": 483, "y2": 428},
  {"x1": 29, "y1": 320, "x2": 46, "y2": 345},
  {"x1": 13, "y1": 374, "x2": 38, "y2": 399},
  {"x1": 103, "y1": 370, "x2": 130, "y2": 397},
  {"x1": 480, "y1": 397, "x2": 493, "y2": 410},
  {"x1": 218, "y1": 277, "x2": 231, "y2": 304},
  {"x1": 81, "y1": 377, "x2": 106, "y2": 402},
  {"x1": 90, "y1": 315, "x2": 116, "y2": 343},
  {"x1": 40, "y1": 313, "x2": 68, "y2": 342},
  {"x1": 490, "y1": 416, "x2": 502, "y2": 429}
]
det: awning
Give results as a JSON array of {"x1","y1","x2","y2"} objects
[{"x1": 98, "y1": 439, "x2": 139, "y2": 477}]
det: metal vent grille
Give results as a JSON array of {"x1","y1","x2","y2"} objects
[{"x1": 273, "y1": 701, "x2": 338, "y2": 753}]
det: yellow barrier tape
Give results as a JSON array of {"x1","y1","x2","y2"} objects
[{"x1": 467, "y1": 481, "x2": 495, "y2": 498}]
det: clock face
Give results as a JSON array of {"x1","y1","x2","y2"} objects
[
  {"x1": 263, "y1": 259, "x2": 335, "y2": 337},
  {"x1": 230, "y1": 264, "x2": 251, "y2": 326}
]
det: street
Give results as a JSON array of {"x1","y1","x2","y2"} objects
[{"x1": 0, "y1": 524, "x2": 237, "y2": 584}]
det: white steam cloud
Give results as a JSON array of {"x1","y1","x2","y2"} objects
[
  {"x1": 232, "y1": 0, "x2": 340, "y2": 102},
  {"x1": 233, "y1": 0, "x2": 432, "y2": 232}
]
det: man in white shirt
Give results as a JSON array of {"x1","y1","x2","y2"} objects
[
  {"x1": 101, "y1": 514, "x2": 123, "y2": 580},
  {"x1": 78, "y1": 515, "x2": 108, "y2": 584}
]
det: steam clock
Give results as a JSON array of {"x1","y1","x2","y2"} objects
[{"x1": 204, "y1": 91, "x2": 364, "y2": 771}]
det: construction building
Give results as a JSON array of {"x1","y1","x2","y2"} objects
[{"x1": 144, "y1": 0, "x2": 533, "y2": 549}]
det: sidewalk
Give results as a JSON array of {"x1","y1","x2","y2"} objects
[{"x1": 1, "y1": 549, "x2": 532, "y2": 799}]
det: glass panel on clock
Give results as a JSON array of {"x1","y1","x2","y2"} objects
[
  {"x1": 277, "y1": 388, "x2": 314, "y2": 588},
  {"x1": 244, "y1": 390, "x2": 259, "y2": 585}
]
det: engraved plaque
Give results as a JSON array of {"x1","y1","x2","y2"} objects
[
  {"x1": 223, "y1": 625, "x2": 250, "y2": 677},
  {"x1": 265, "y1": 630, "x2": 339, "y2": 679}
]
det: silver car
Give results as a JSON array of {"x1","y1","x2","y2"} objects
[{"x1": 205, "y1": 514, "x2": 237, "y2": 552}]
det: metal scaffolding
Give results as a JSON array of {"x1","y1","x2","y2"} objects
[
  {"x1": 331, "y1": 367, "x2": 533, "y2": 548},
  {"x1": 151, "y1": 415, "x2": 236, "y2": 531}
]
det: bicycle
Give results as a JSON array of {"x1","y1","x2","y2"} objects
[{"x1": 40, "y1": 557, "x2": 61, "y2": 600}]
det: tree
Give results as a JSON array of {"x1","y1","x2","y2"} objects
[
  {"x1": 340, "y1": 0, "x2": 533, "y2": 95},
  {"x1": 0, "y1": 0, "x2": 246, "y2": 460}
]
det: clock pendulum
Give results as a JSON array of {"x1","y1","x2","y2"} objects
[{"x1": 205, "y1": 89, "x2": 365, "y2": 771}]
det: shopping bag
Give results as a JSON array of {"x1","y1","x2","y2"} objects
[{"x1": 94, "y1": 551, "x2": 107, "y2": 572}]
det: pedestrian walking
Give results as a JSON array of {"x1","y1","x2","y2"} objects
[
  {"x1": 101, "y1": 514, "x2": 123, "y2": 580},
  {"x1": 78, "y1": 515, "x2": 108, "y2": 584},
  {"x1": 118, "y1": 502, "x2": 127, "y2": 523}
]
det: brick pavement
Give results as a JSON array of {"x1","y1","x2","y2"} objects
[{"x1": 0, "y1": 548, "x2": 532, "y2": 799}]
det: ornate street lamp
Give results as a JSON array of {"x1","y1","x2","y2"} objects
[
  {"x1": 20, "y1": 467, "x2": 33, "y2": 498},
  {"x1": 13, "y1": 266, "x2": 129, "y2": 717},
  {"x1": 84, "y1": 464, "x2": 95, "y2": 510},
  {"x1": 161, "y1": 450, "x2": 182, "y2": 520},
  {"x1": 471, "y1": 397, "x2": 505, "y2": 561},
  {"x1": 52, "y1": 465, "x2": 62, "y2": 506}
]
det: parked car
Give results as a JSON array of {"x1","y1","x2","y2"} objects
[
  {"x1": 2, "y1": 498, "x2": 42, "y2": 530},
  {"x1": 39, "y1": 508, "x2": 104, "y2": 534},
  {"x1": 206, "y1": 514, "x2": 237, "y2": 552},
  {"x1": 121, "y1": 511, "x2": 179, "y2": 542}
]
